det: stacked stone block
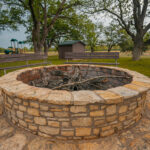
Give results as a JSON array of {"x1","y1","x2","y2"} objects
[
  {"x1": 0, "y1": 64, "x2": 149, "y2": 140},
  {"x1": 1, "y1": 89, "x2": 147, "y2": 140}
]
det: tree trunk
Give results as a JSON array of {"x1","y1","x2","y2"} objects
[
  {"x1": 32, "y1": 22, "x2": 43, "y2": 54},
  {"x1": 44, "y1": 41, "x2": 48, "y2": 56},
  {"x1": 132, "y1": 36, "x2": 143, "y2": 61},
  {"x1": 108, "y1": 45, "x2": 113, "y2": 52},
  {"x1": 91, "y1": 47, "x2": 94, "y2": 53}
]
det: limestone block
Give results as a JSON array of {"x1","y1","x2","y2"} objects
[
  {"x1": 90, "y1": 110, "x2": 104, "y2": 117},
  {"x1": 76, "y1": 128, "x2": 91, "y2": 136},
  {"x1": 72, "y1": 117, "x2": 92, "y2": 127},
  {"x1": 34, "y1": 117, "x2": 46, "y2": 125}
]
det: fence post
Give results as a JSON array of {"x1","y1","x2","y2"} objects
[
  {"x1": 4, "y1": 69, "x2": 6, "y2": 75},
  {"x1": 115, "y1": 59, "x2": 118, "y2": 67}
]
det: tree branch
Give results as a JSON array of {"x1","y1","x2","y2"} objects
[
  {"x1": 47, "y1": 0, "x2": 66, "y2": 32},
  {"x1": 28, "y1": 0, "x2": 37, "y2": 28},
  {"x1": 141, "y1": 0, "x2": 148, "y2": 23},
  {"x1": 52, "y1": 75, "x2": 130, "y2": 90},
  {"x1": 133, "y1": 0, "x2": 140, "y2": 30},
  {"x1": 102, "y1": 8, "x2": 135, "y2": 38},
  {"x1": 18, "y1": 0, "x2": 28, "y2": 9},
  {"x1": 144, "y1": 22, "x2": 150, "y2": 34}
]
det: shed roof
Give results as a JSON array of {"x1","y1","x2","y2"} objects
[{"x1": 58, "y1": 40, "x2": 85, "y2": 46}]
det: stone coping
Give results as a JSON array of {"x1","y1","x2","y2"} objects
[{"x1": 0, "y1": 64, "x2": 150, "y2": 106}]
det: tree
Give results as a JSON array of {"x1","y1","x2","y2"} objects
[
  {"x1": 103, "y1": 24, "x2": 121, "y2": 52},
  {"x1": 45, "y1": 13, "x2": 89, "y2": 51},
  {"x1": 0, "y1": 1, "x2": 24, "y2": 31},
  {"x1": 26, "y1": 11, "x2": 99, "y2": 53},
  {"x1": 4, "y1": 0, "x2": 82, "y2": 54},
  {"x1": 82, "y1": 22, "x2": 101, "y2": 52},
  {"x1": 87, "y1": 0, "x2": 150, "y2": 60},
  {"x1": 118, "y1": 29, "x2": 134, "y2": 52},
  {"x1": 119, "y1": 30, "x2": 150, "y2": 52}
]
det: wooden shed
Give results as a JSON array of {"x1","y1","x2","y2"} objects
[{"x1": 58, "y1": 40, "x2": 85, "y2": 59}]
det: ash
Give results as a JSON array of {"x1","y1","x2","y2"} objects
[{"x1": 29, "y1": 67, "x2": 132, "y2": 91}]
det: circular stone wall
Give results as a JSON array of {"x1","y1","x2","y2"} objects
[{"x1": 0, "y1": 65, "x2": 150, "y2": 140}]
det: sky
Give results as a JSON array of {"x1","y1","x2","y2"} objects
[{"x1": 0, "y1": 26, "x2": 29, "y2": 49}]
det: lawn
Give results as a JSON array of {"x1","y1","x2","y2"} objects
[{"x1": 0, "y1": 55, "x2": 150, "y2": 77}]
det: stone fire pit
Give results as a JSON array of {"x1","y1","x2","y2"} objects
[{"x1": 0, "y1": 64, "x2": 150, "y2": 140}]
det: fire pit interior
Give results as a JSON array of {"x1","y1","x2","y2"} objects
[
  {"x1": 0, "y1": 65, "x2": 149, "y2": 140},
  {"x1": 21, "y1": 65, "x2": 132, "y2": 91}
]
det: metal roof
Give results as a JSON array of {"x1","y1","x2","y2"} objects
[{"x1": 58, "y1": 40, "x2": 85, "y2": 46}]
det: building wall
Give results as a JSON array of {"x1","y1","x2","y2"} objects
[
  {"x1": 72, "y1": 43, "x2": 85, "y2": 53},
  {"x1": 58, "y1": 42, "x2": 85, "y2": 59},
  {"x1": 58, "y1": 45, "x2": 72, "y2": 59}
]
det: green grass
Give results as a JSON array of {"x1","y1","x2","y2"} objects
[{"x1": 0, "y1": 55, "x2": 150, "y2": 77}]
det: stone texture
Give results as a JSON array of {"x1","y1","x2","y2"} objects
[
  {"x1": 109, "y1": 86, "x2": 139, "y2": 99},
  {"x1": 40, "y1": 105, "x2": 49, "y2": 111},
  {"x1": 54, "y1": 112, "x2": 69, "y2": 118},
  {"x1": 0, "y1": 118, "x2": 14, "y2": 137},
  {"x1": 72, "y1": 117, "x2": 92, "y2": 127},
  {"x1": 0, "y1": 134, "x2": 27, "y2": 150},
  {"x1": 0, "y1": 102, "x2": 3, "y2": 115},
  {"x1": 95, "y1": 119, "x2": 105, "y2": 126},
  {"x1": 48, "y1": 121, "x2": 60, "y2": 127},
  {"x1": 100, "y1": 129, "x2": 114, "y2": 137},
  {"x1": 62, "y1": 122, "x2": 70, "y2": 128},
  {"x1": 90, "y1": 110, "x2": 104, "y2": 117},
  {"x1": 78, "y1": 139, "x2": 122, "y2": 150},
  {"x1": 27, "y1": 138, "x2": 53, "y2": 150},
  {"x1": 40, "y1": 111, "x2": 53, "y2": 117},
  {"x1": 76, "y1": 128, "x2": 91, "y2": 136},
  {"x1": 0, "y1": 65, "x2": 150, "y2": 141},
  {"x1": 28, "y1": 108, "x2": 40, "y2": 116},
  {"x1": 30, "y1": 102, "x2": 39, "y2": 108},
  {"x1": 70, "y1": 106, "x2": 87, "y2": 113},
  {"x1": 124, "y1": 84, "x2": 149, "y2": 93},
  {"x1": 106, "y1": 115, "x2": 117, "y2": 122},
  {"x1": 16, "y1": 111, "x2": 24, "y2": 119},
  {"x1": 28, "y1": 124, "x2": 38, "y2": 131},
  {"x1": 119, "y1": 115, "x2": 126, "y2": 121},
  {"x1": 95, "y1": 91, "x2": 123, "y2": 104},
  {"x1": 52, "y1": 143, "x2": 77, "y2": 150},
  {"x1": 34, "y1": 117, "x2": 46, "y2": 125},
  {"x1": 0, "y1": 97, "x2": 150, "y2": 149},
  {"x1": 46, "y1": 91, "x2": 72, "y2": 105},
  {"x1": 61, "y1": 130, "x2": 74, "y2": 136},
  {"x1": 19, "y1": 119, "x2": 27, "y2": 127},
  {"x1": 132, "y1": 81, "x2": 150, "y2": 88},
  {"x1": 19, "y1": 105, "x2": 26, "y2": 112},
  {"x1": 106, "y1": 105, "x2": 116, "y2": 115},
  {"x1": 39, "y1": 126, "x2": 59, "y2": 135},
  {"x1": 15, "y1": 98, "x2": 22, "y2": 104},
  {"x1": 119, "y1": 105, "x2": 128, "y2": 114},
  {"x1": 93, "y1": 128, "x2": 100, "y2": 135},
  {"x1": 72, "y1": 91, "x2": 102, "y2": 105},
  {"x1": 89, "y1": 105, "x2": 99, "y2": 110}
]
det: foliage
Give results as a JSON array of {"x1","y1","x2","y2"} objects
[
  {"x1": 102, "y1": 24, "x2": 122, "y2": 52},
  {"x1": 44, "y1": 13, "x2": 90, "y2": 50},
  {"x1": 118, "y1": 29, "x2": 134, "y2": 52},
  {"x1": 82, "y1": 22, "x2": 102, "y2": 52},
  {"x1": 86, "y1": 0, "x2": 150, "y2": 60},
  {"x1": 3, "y1": 0, "x2": 83, "y2": 53},
  {"x1": 0, "y1": 1, "x2": 24, "y2": 31},
  {"x1": 119, "y1": 30, "x2": 150, "y2": 52},
  {"x1": 0, "y1": 47, "x2": 5, "y2": 53},
  {"x1": 26, "y1": 10, "x2": 100, "y2": 52}
]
